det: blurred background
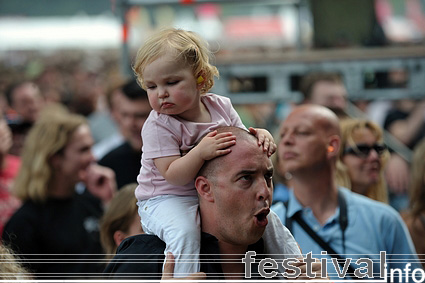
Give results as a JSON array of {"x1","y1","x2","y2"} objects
[
  {"x1": 1, "y1": 2, "x2": 425, "y2": 271},
  {"x1": 0, "y1": 0, "x2": 424, "y2": 149},
  {"x1": 1, "y1": 0, "x2": 424, "y2": 101}
]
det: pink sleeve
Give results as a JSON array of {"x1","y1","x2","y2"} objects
[{"x1": 141, "y1": 113, "x2": 182, "y2": 160}]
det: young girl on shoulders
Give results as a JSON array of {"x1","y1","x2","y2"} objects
[{"x1": 134, "y1": 28, "x2": 300, "y2": 277}]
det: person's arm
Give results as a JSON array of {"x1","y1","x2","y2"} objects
[
  {"x1": 248, "y1": 127, "x2": 277, "y2": 157},
  {"x1": 387, "y1": 100, "x2": 425, "y2": 146},
  {"x1": 154, "y1": 131, "x2": 236, "y2": 186},
  {"x1": 80, "y1": 163, "x2": 117, "y2": 207},
  {"x1": 385, "y1": 153, "x2": 410, "y2": 194}
]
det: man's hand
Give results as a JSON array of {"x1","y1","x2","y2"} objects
[
  {"x1": 248, "y1": 127, "x2": 276, "y2": 157},
  {"x1": 80, "y1": 163, "x2": 117, "y2": 206},
  {"x1": 161, "y1": 252, "x2": 206, "y2": 282}
]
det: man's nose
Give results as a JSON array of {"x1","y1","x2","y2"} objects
[
  {"x1": 88, "y1": 151, "x2": 96, "y2": 163},
  {"x1": 257, "y1": 180, "x2": 271, "y2": 203},
  {"x1": 281, "y1": 132, "x2": 294, "y2": 145}
]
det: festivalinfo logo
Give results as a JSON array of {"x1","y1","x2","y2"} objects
[{"x1": 242, "y1": 251, "x2": 424, "y2": 282}]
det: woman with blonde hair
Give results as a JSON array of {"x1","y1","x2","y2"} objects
[
  {"x1": 2, "y1": 104, "x2": 116, "y2": 279},
  {"x1": 100, "y1": 183, "x2": 144, "y2": 262},
  {"x1": 336, "y1": 119, "x2": 390, "y2": 203},
  {"x1": 402, "y1": 138, "x2": 425, "y2": 268}
]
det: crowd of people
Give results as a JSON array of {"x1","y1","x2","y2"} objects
[{"x1": 0, "y1": 28, "x2": 424, "y2": 280}]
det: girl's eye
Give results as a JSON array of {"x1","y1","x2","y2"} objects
[
  {"x1": 296, "y1": 131, "x2": 309, "y2": 136},
  {"x1": 146, "y1": 85, "x2": 156, "y2": 90},
  {"x1": 167, "y1": 80, "x2": 179, "y2": 85}
]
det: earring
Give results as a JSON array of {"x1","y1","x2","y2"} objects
[
  {"x1": 197, "y1": 76, "x2": 204, "y2": 84},
  {"x1": 328, "y1": 146, "x2": 334, "y2": 152}
]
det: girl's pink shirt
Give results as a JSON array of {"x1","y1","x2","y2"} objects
[{"x1": 135, "y1": 93, "x2": 246, "y2": 200}]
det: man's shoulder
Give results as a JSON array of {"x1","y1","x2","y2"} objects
[
  {"x1": 98, "y1": 142, "x2": 132, "y2": 164},
  {"x1": 116, "y1": 234, "x2": 166, "y2": 254},
  {"x1": 103, "y1": 234, "x2": 165, "y2": 279},
  {"x1": 340, "y1": 188, "x2": 400, "y2": 220}
]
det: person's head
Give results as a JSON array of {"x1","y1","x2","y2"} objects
[
  {"x1": 5, "y1": 81, "x2": 45, "y2": 123},
  {"x1": 336, "y1": 119, "x2": 389, "y2": 202},
  {"x1": 13, "y1": 104, "x2": 95, "y2": 202},
  {"x1": 299, "y1": 72, "x2": 348, "y2": 118},
  {"x1": 105, "y1": 77, "x2": 128, "y2": 122},
  {"x1": 100, "y1": 183, "x2": 144, "y2": 261},
  {"x1": 409, "y1": 138, "x2": 425, "y2": 218},
  {"x1": 133, "y1": 28, "x2": 219, "y2": 119},
  {"x1": 278, "y1": 104, "x2": 341, "y2": 177},
  {"x1": 116, "y1": 79, "x2": 151, "y2": 151},
  {"x1": 195, "y1": 127, "x2": 273, "y2": 247}
]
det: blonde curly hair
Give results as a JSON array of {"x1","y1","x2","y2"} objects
[
  {"x1": 0, "y1": 244, "x2": 32, "y2": 280},
  {"x1": 133, "y1": 28, "x2": 219, "y2": 95}
]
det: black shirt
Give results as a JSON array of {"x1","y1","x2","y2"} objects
[
  {"x1": 98, "y1": 141, "x2": 141, "y2": 189},
  {"x1": 2, "y1": 191, "x2": 104, "y2": 279},
  {"x1": 104, "y1": 232, "x2": 274, "y2": 280}
]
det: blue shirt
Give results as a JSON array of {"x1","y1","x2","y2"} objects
[{"x1": 272, "y1": 187, "x2": 421, "y2": 282}]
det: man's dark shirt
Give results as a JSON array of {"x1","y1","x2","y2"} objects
[
  {"x1": 104, "y1": 232, "x2": 273, "y2": 280},
  {"x1": 98, "y1": 141, "x2": 141, "y2": 189}
]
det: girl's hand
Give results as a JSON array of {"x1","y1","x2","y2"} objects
[
  {"x1": 195, "y1": 130, "x2": 236, "y2": 161},
  {"x1": 249, "y1": 127, "x2": 276, "y2": 157}
]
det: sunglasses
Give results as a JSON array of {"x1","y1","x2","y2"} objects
[{"x1": 343, "y1": 143, "x2": 387, "y2": 158}]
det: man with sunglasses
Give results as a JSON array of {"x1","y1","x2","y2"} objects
[{"x1": 272, "y1": 104, "x2": 420, "y2": 282}]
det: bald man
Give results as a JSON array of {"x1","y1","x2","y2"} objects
[
  {"x1": 104, "y1": 126, "x2": 323, "y2": 280},
  {"x1": 272, "y1": 104, "x2": 420, "y2": 282}
]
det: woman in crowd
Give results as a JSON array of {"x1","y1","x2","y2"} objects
[
  {"x1": 2, "y1": 104, "x2": 116, "y2": 279},
  {"x1": 336, "y1": 119, "x2": 389, "y2": 203},
  {"x1": 402, "y1": 138, "x2": 425, "y2": 268},
  {"x1": 100, "y1": 182, "x2": 144, "y2": 263}
]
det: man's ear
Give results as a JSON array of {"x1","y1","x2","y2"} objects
[
  {"x1": 195, "y1": 176, "x2": 214, "y2": 203},
  {"x1": 327, "y1": 135, "x2": 340, "y2": 159}
]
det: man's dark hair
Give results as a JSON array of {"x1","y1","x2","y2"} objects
[
  {"x1": 299, "y1": 72, "x2": 343, "y2": 102},
  {"x1": 122, "y1": 79, "x2": 148, "y2": 101},
  {"x1": 5, "y1": 81, "x2": 35, "y2": 106}
]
